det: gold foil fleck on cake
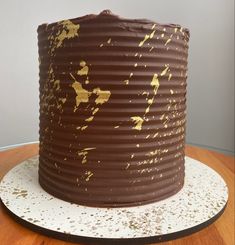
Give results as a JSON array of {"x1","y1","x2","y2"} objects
[
  {"x1": 151, "y1": 74, "x2": 160, "y2": 94},
  {"x1": 59, "y1": 98, "x2": 66, "y2": 104},
  {"x1": 85, "y1": 171, "x2": 93, "y2": 181},
  {"x1": 168, "y1": 73, "x2": 172, "y2": 81},
  {"x1": 77, "y1": 65, "x2": 89, "y2": 76},
  {"x1": 161, "y1": 66, "x2": 169, "y2": 76},
  {"x1": 124, "y1": 79, "x2": 129, "y2": 85},
  {"x1": 85, "y1": 116, "x2": 94, "y2": 122},
  {"x1": 125, "y1": 163, "x2": 130, "y2": 169},
  {"x1": 139, "y1": 30, "x2": 156, "y2": 47},
  {"x1": 93, "y1": 88, "x2": 111, "y2": 105},
  {"x1": 151, "y1": 24, "x2": 156, "y2": 29},
  {"x1": 153, "y1": 132, "x2": 159, "y2": 138},
  {"x1": 160, "y1": 114, "x2": 165, "y2": 120},
  {"x1": 92, "y1": 108, "x2": 99, "y2": 115},
  {"x1": 139, "y1": 35, "x2": 149, "y2": 47},
  {"x1": 165, "y1": 39, "x2": 171, "y2": 46},
  {"x1": 136, "y1": 144, "x2": 140, "y2": 147},
  {"x1": 53, "y1": 80, "x2": 60, "y2": 91},
  {"x1": 131, "y1": 116, "x2": 144, "y2": 130},
  {"x1": 72, "y1": 81, "x2": 91, "y2": 107},
  {"x1": 149, "y1": 30, "x2": 156, "y2": 38},
  {"x1": 80, "y1": 60, "x2": 86, "y2": 67},
  {"x1": 170, "y1": 89, "x2": 174, "y2": 94},
  {"x1": 131, "y1": 154, "x2": 134, "y2": 158},
  {"x1": 114, "y1": 125, "x2": 119, "y2": 128},
  {"x1": 134, "y1": 63, "x2": 138, "y2": 67},
  {"x1": 99, "y1": 43, "x2": 104, "y2": 47},
  {"x1": 107, "y1": 38, "x2": 112, "y2": 44},
  {"x1": 48, "y1": 20, "x2": 80, "y2": 55},
  {"x1": 161, "y1": 33, "x2": 164, "y2": 38},
  {"x1": 81, "y1": 125, "x2": 88, "y2": 131},
  {"x1": 78, "y1": 148, "x2": 95, "y2": 164}
]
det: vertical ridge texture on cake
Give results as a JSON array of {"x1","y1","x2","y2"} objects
[{"x1": 38, "y1": 10, "x2": 190, "y2": 207}]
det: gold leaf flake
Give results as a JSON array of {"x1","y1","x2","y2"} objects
[
  {"x1": 131, "y1": 116, "x2": 144, "y2": 130},
  {"x1": 139, "y1": 30, "x2": 156, "y2": 47},
  {"x1": 81, "y1": 125, "x2": 88, "y2": 130},
  {"x1": 168, "y1": 73, "x2": 172, "y2": 81},
  {"x1": 85, "y1": 172, "x2": 93, "y2": 181},
  {"x1": 165, "y1": 39, "x2": 171, "y2": 46},
  {"x1": 80, "y1": 60, "x2": 86, "y2": 67},
  {"x1": 85, "y1": 116, "x2": 94, "y2": 122},
  {"x1": 151, "y1": 74, "x2": 160, "y2": 94},
  {"x1": 93, "y1": 88, "x2": 111, "y2": 104},
  {"x1": 72, "y1": 81, "x2": 91, "y2": 107},
  {"x1": 92, "y1": 108, "x2": 99, "y2": 115},
  {"x1": 77, "y1": 66, "x2": 89, "y2": 76},
  {"x1": 54, "y1": 80, "x2": 60, "y2": 91},
  {"x1": 49, "y1": 20, "x2": 80, "y2": 54},
  {"x1": 160, "y1": 66, "x2": 169, "y2": 76}
]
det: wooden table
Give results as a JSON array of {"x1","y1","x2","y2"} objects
[{"x1": 0, "y1": 144, "x2": 234, "y2": 245}]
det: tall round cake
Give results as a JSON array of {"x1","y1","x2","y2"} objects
[{"x1": 38, "y1": 10, "x2": 190, "y2": 207}]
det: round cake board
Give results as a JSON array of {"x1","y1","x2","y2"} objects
[{"x1": 0, "y1": 156, "x2": 228, "y2": 244}]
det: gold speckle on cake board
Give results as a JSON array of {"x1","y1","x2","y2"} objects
[{"x1": 12, "y1": 189, "x2": 28, "y2": 198}]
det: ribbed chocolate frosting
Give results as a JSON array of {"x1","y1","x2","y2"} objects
[{"x1": 38, "y1": 10, "x2": 190, "y2": 207}]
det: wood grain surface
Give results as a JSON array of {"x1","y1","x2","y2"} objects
[{"x1": 0, "y1": 144, "x2": 234, "y2": 245}]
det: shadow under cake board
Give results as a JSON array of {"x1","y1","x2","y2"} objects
[{"x1": 0, "y1": 156, "x2": 228, "y2": 245}]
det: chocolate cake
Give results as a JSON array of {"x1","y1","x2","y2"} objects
[{"x1": 38, "y1": 10, "x2": 190, "y2": 207}]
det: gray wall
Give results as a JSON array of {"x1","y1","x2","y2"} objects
[{"x1": 0, "y1": 0, "x2": 234, "y2": 154}]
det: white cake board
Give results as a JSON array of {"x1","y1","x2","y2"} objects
[{"x1": 0, "y1": 156, "x2": 228, "y2": 244}]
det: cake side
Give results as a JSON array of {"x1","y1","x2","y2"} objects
[{"x1": 38, "y1": 10, "x2": 189, "y2": 207}]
